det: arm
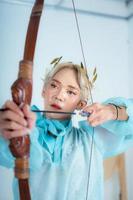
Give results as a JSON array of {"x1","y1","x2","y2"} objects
[
  {"x1": 82, "y1": 98, "x2": 129, "y2": 127},
  {"x1": 82, "y1": 97, "x2": 133, "y2": 158}
]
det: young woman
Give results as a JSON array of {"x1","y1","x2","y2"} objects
[{"x1": 0, "y1": 62, "x2": 133, "y2": 200}]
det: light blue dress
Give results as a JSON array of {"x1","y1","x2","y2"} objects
[{"x1": 0, "y1": 97, "x2": 133, "y2": 200}]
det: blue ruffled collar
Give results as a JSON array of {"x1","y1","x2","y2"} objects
[{"x1": 32, "y1": 105, "x2": 72, "y2": 157}]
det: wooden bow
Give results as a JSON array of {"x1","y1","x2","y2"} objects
[{"x1": 9, "y1": 0, "x2": 44, "y2": 199}]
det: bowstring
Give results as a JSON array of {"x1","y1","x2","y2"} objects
[{"x1": 71, "y1": 0, "x2": 95, "y2": 199}]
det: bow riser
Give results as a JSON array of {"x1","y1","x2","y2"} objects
[{"x1": 8, "y1": 1, "x2": 44, "y2": 199}]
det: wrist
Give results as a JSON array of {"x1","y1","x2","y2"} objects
[
  {"x1": 108, "y1": 103, "x2": 128, "y2": 121},
  {"x1": 108, "y1": 103, "x2": 118, "y2": 120},
  {"x1": 118, "y1": 106, "x2": 129, "y2": 121}
]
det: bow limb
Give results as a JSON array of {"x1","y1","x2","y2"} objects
[{"x1": 9, "y1": 1, "x2": 44, "y2": 199}]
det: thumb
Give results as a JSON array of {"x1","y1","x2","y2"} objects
[{"x1": 22, "y1": 104, "x2": 36, "y2": 129}]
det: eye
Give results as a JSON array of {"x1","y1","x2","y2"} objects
[
  {"x1": 67, "y1": 90, "x2": 76, "y2": 95},
  {"x1": 50, "y1": 83, "x2": 57, "y2": 88}
]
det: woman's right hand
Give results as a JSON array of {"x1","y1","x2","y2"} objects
[{"x1": 0, "y1": 100, "x2": 36, "y2": 139}]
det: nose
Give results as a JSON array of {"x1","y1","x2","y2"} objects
[{"x1": 55, "y1": 88, "x2": 66, "y2": 101}]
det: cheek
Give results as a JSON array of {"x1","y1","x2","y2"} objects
[
  {"x1": 43, "y1": 87, "x2": 52, "y2": 98},
  {"x1": 67, "y1": 97, "x2": 80, "y2": 108},
  {"x1": 43, "y1": 91, "x2": 50, "y2": 105}
]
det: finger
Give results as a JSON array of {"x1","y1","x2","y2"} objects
[
  {"x1": 89, "y1": 110, "x2": 111, "y2": 126},
  {"x1": 87, "y1": 107, "x2": 102, "y2": 121},
  {"x1": 3, "y1": 100, "x2": 24, "y2": 117},
  {"x1": 89, "y1": 116, "x2": 102, "y2": 127},
  {"x1": 22, "y1": 105, "x2": 36, "y2": 129},
  {"x1": 27, "y1": 118, "x2": 36, "y2": 129},
  {"x1": 87, "y1": 103, "x2": 101, "y2": 110},
  {"x1": 83, "y1": 103, "x2": 102, "y2": 114},
  {"x1": 0, "y1": 120, "x2": 27, "y2": 130},
  {"x1": 88, "y1": 109, "x2": 104, "y2": 124},
  {"x1": 1, "y1": 110, "x2": 28, "y2": 127},
  {"x1": 90, "y1": 107, "x2": 113, "y2": 122},
  {"x1": 2, "y1": 128, "x2": 31, "y2": 139},
  {"x1": 23, "y1": 105, "x2": 35, "y2": 119},
  {"x1": 82, "y1": 106, "x2": 94, "y2": 114}
]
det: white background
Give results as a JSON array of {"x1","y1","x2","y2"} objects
[{"x1": 0, "y1": 0, "x2": 133, "y2": 199}]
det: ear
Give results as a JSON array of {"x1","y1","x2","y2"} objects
[
  {"x1": 76, "y1": 100, "x2": 87, "y2": 110},
  {"x1": 41, "y1": 88, "x2": 45, "y2": 98}
]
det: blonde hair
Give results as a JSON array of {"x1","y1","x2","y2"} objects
[{"x1": 43, "y1": 62, "x2": 92, "y2": 101}]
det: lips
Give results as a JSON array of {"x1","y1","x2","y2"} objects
[{"x1": 51, "y1": 104, "x2": 62, "y2": 110}]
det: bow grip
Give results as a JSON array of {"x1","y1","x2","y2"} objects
[{"x1": 9, "y1": 60, "x2": 33, "y2": 179}]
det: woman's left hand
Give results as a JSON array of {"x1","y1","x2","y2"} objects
[{"x1": 82, "y1": 103, "x2": 117, "y2": 127}]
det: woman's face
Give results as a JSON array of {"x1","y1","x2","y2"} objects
[{"x1": 42, "y1": 68, "x2": 82, "y2": 119}]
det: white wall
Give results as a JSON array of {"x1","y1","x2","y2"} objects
[
  {"x1": 0, "y1": 1, "x2": 132, "y2": 200},
  {"x1": 128, "y1": 14, "x2": 133, "y2": 96},
  {"x1": 126, "y1": 5, "x2": 133, "y2": 200}
]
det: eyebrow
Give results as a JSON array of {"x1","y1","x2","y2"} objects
[{"x1": 51, "y1": 78, "x2": 80, "y2": 91}]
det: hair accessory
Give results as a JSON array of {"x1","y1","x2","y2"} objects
[
  {"x1": 80, "y1": 62, "x2": 97, "y2": 87},
  {"x1": 50, "y1": 56, "x2": 63, "y2": 68},
  {"x1": 50, "y1": 57, "x2": 98, "y2": 88}
]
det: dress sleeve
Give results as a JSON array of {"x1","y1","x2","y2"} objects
[
  {"x1": 95, "y1": 97, "x2": 133, "y2": 158},
  {"x1": 0, "y1": 127, "x2": 44, "y2": 171},
  {"x1": 0, "y1": 136, "x2": 15, "y2": 168},
  {"x1": 29, "y1": 127, "x2": 44, "y2": 171},
  {"x1": 79, "y1": 97, "x2": 133, "y2": 158}
]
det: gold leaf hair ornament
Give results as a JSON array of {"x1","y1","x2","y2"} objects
[
  {"x1": 50, "y1": 57, "x2": 97, "y2": 87},
  {"x1": 80, "y1": 62, "x2": 97, "y2": 88},
  {"x1": 50, "y1": 56, "x2": 63, "y2": 68},
  {"x1": 92, "y1": 67, "x2": 97, "y2": 84}
]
